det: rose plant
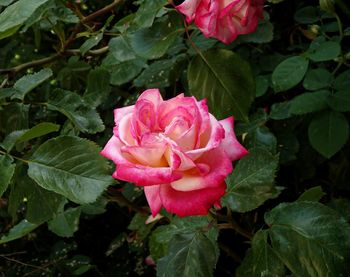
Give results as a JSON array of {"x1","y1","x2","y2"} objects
[
  {"x1": 176, "y1": 0, "x2": 264, "y2": 44},
  {"x1": 1, "y1": 0, "x2": 350, "y2": 276},
  {"x1": 101, "y1": 89, "x2": 247, "y2": 217}
]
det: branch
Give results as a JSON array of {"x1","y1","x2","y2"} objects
[
  {"x1": 64, "y1": 0, "x2": 123, "y2": 50},
  {"x1": 0, "y1": 46, "x2": 109, "y2": 76},
  {"x1": 0, "y1": 0, "x2": 122, "y2": 76},
  {"x1": 0, "y1": 54, "x2": 61, "y2": 75}
]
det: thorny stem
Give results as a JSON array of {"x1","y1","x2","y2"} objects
[
  {"x1": 219, "y1": 209, "x2": 253, "y2": 240},
  {"x1": 107, "y1": 190, "x2": 149, "y2": 215},
  {"x1": 218, "y1": 223, "x2": 253, "y2": 240},
  {"x1": 0, "y1": 0, "x2": 122, "y2": 76}
]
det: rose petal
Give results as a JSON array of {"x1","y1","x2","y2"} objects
[
  {"x1": 121, "y1": 145, "x2": 168, "y2": 167},
  {"x1": 186, "y1": 114, "x2": 225, "y2": 160},
  {"x1": 144, "y1": 185, "x2": 162, "y2": 217},
  {"x1": 162, "y1": 136, "x2": 196, "y2": 171},
  {"x1": 114, "y1": 105, "x2": 134, "y2": 126},
  {"x1": 138, "y1": 88, "x2": 163, "y2": 106},
  {"x1": 175, "y1": 0, "x2": 202, "y2": 23},
  {"x1": 219, "y1": 116, "x2": 248, "y2": 161},
  {"x1": 100, "y1": 136, "x2": 131, "y2": 165},
  {"x1": 170, "y1": 147, "x2": 232, "y2": 191},
  {"x1": 160, "y1": 183, "x2": 226, "y2": 217},
  {"x1": 114, "y1": 113, "x2": 137, "y2": 146},
  {"x1": 113, "y1": 164, "x2": 182, "y2": 186}
]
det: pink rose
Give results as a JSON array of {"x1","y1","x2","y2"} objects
[
  {"x1": 101, "y1": 89, "x2": 247, "y2": 217},
  {"x1": 176, "y1": 0, "x2": 264, "y2": 44}
]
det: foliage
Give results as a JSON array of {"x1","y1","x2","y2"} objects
[{"x1": 0, "y1": 0, "x2": 350, "y2": 276}]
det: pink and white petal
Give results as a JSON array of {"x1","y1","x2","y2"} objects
[
  {"x1": 121, "y1": 145, "x2": 167, "y2": 167},
  {"x1": 186, "y1": 114, "x2": 225, "y2": 160},
  {"x1": 171, "y1": 147, "x2": 232, "y2": 191},
  {"x1": 114, "y1": 105, "x2": 134, "y2": 126},
  {"x1": 215, "y1": 16, "x2": 239, "y2": 44},
  {"x1": 138, "y1": 89, "x2": 163, "y2": 108},
  {"x1": 160, "y1": 183, "x2": 226, "y2": 217},
  {"x1": 100, "y1": 136, "x2": 131, "y2": 165},
  {"x1": 114, "y1": 113, "x2": 137, "y2": 146},
  {"x1": 113, "y1": 164, "x2": 182, "y2": 186},
  {"x1": 162, "y1": 137, "x2": 196, "y2": 171},
  {"x1": 175, "y1": 0, "x2": 201, "y2": 23},
  {"x1": 144, "y1": 185, "x2": 163, "y2": 217},
  {"x1": 219, "y1": 116, "x2": 248, "y2": 161},
  {"x1": 195, "y1": 99, "x2": 210, "y2": 137},
  {"x1": 133, "y1": 99, "x2": 157, "y2": 131}
]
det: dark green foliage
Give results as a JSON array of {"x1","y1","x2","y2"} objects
[{"x1": 0, "y1": 0, "x2": 350, "y2": 276}]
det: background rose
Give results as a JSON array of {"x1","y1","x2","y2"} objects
[
  {"x1": 176, "y1": 0, "x2": 264, "y2": 44},
  {"x1": 101, "y1": 89, "x2": 247, "y2": 217}
]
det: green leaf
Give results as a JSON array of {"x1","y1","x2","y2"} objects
[
  {"x1": 297, "y1": 186, "x2": 326, "y2": 202},
  {"x1": 0, "y1": 0, "x2": 16, "y2": 6},
  {"x1": 12, "y1": 68, "x2": 53, "y2": 100},
  {"x1": 150, "y1": 216, "x2": 217, "y2": 261},
  {"x1": 109, "y1": 36, "x2": 137, "y2": 62},
  {"x1": 134, "y1": 57, "x2": 180, "y2": 88},
  {"x1": 128, "y1": 13, "x2": 182, "y2": 60},
  {"x1": 16, "y1": 122, "x2": 60, "y2": 144},
  {"x1": 24, "y1": 179, "x2": 65, "y2": 224},
  {"x1": 0, "y1": 155, "x2": 15, "y2": 197},
  {"x1": 128, "y1": 213, "x2": 155, "y2": 240},
  {"x1": 1, "y1": 130, "x2": 27, "y2": 152},
  {"x1": 79, "y1": 33, "x2": 103, "y2": 56},
  {"x1": 63, "y1": 255, "x2": 93, "y2": 275},
  {"x1": 303, "y1": 68, "x2": 332, "y2": 90},
  {"x1": 188, "y1": 49, "x2": 255, "y2": 121},
  {"x1": 157, "y1": 232, "x2": 218, "y2": 277},
  {"x1": 308, "y1": 111, "x2": 349, "y2": 158},
  {"x1": 103, "y1": 53, "x2": 146, "y2": 86},
  {"x1": 187, "y1": 30, "x2": 217, "y2": 55},
  {"x1": 47, "y1": 89, "x2": 104, "y2": 134},
  {"x1": 307, "y1": 40, "x2": 341, "y2": 62},
  {"x1": 294, "y1": 6, "x2": 320, "y2": 24},
  {"x1": 327, "y1": 89, "x2": 350, "y2": 112},
  {"x1": 81, "y1": 197, "x2": 107, "y2": 215},
  {"x1": 320, "y1": 0, "x2": 335, "y2": 13},
  {"x1": 133, "y1": 0, "x2": 167, "y2": 28},
  {"x1": 265, "y1": 201, "x2": 350, "y2": 277},
  {"x1": 0, "y1": 103, "x2": 28, "y2": 133},
  {"x1": 0, "y1": 87, "x2": 16, "y2": 100},
  {"x1": 28, "y1": 136, "x2": 113, "y2": 204},
  {"x1": 236, "y1": 230, "x2": 285, "y2": 277},
  {"x1": 0, "y1": 0, "x2": 50, "y2": 39},
  {"x1": 238, "y1": 13, "x2": 274, "y2": 44},
  {"x1": 0, "y1": 220, "x2": 39, "y2": 244},
  {"x1": 245, "y1": 126, "x2": 277, "y2": 154},
  {"x1": 255, "y1": 75, "x2": 270, "y2": 97},
  {"x1": 235, "y1": 109, "x2": 268, "y2": 136},
  {"x1": 334, "y1": 69, "x2": 350, "y2": 91},
  {"x1": 272, "y1": 56, "x2": 309, "y2": 92},
  {"x1": 84, "y1": 67, "x2": 111, "y2": 108},
  {"x1": 290, "y1": 90, "x2": 330, "y2": 115},
  {"x1": 48, "y1": 207, "x2": 81, "y2": 237},
  {"x1": 222, "y1": 148, "x2": 282, "y2": 212},
  {"x1": 269, "y1": 101, "x2": 292, "y2": 120},
  {"x1": 8, "y1": 164, "x2": 65, "y2": 224}
]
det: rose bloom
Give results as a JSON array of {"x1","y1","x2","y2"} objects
[
  {"x1": 101, "y1": 89, "x2": 247, "y2": 217},
  {"x1": 176, "y1": 0, "x2": 264, "y2": 44}
]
